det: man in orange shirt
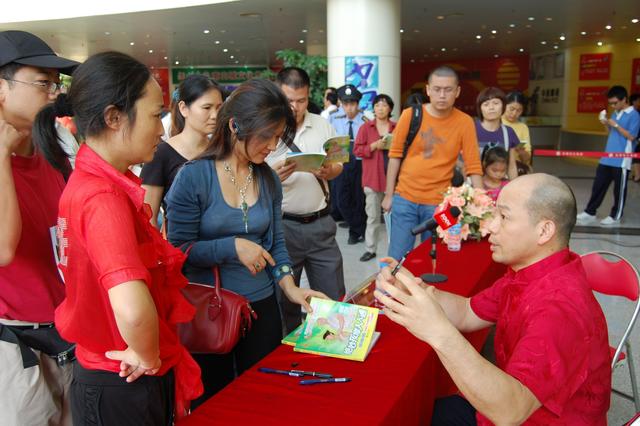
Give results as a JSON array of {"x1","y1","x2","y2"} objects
[{"x1": 382, "y1": 67, "x2": 482, "y2": 260}]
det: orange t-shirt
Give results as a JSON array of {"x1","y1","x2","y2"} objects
[{"x1": 390, "y1": 105, "x2": 481, "y2": 205}]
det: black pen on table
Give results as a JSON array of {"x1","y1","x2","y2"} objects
[
  {"x1": 290, "y1": 370, "x2": 333, "y2": 379},
  {"x1": 258, "y1": 367, "x2": 304, "y2": 377}
]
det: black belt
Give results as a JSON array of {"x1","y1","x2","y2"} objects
[
  {"x1": 283, "y1": 206, "x2": 330, "y2": 224},
  {"x1": 7, "y1": 323, "x2": 55, "y2": 330}
]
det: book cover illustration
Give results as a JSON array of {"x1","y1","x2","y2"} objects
[
  {"x1": 281, "y1": 323, "x2": 304, "y2": 346},
  {"x1": 284, "y1": 152, "x2": 326, "y2": 172},
  {"x1": 293, "y1": 298, "x2": 379, "y2": 362},
  {"x1": 322, "y1": 136, "x2": 350, "y2": 164}
]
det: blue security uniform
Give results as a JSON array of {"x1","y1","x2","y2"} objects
[{"x1": 329, "y1": 84, "x2": 368, "y2": 242}]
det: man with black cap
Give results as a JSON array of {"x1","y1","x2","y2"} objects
[
  {"x1": 330, "y1": 84, "x2": 368, "y2": 245},
  {"x1": 0, "y1": 30, "x2": 79, "y2": 425}
]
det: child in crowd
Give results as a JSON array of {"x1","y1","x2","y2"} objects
[{"x1": 481, "y1": 145, "x2": 509, "y2": 201}]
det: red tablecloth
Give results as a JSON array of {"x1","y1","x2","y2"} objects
[{"x1": 178, "y1": 240, "x2": 506, "y2": 426}]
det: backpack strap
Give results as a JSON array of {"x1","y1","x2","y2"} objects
[{"x1": 402, "y1": 104, "x2": 423, "y2": 159}]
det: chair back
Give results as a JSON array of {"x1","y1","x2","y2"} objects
[{"x1": 581, "y1": 251, "x2": 640, "y2": 369}]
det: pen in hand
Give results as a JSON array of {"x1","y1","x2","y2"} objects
[{"x1": 390, "y1": 253, "x2": 408, "y2": 277}]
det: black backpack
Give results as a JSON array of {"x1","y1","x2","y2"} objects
[{"x1": 402, "y1": 104, "x2": 423, "y2": 160}]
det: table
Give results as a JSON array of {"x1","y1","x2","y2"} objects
[{"x1": 178, "y1": 239, "x2": 506, "y2": 425}]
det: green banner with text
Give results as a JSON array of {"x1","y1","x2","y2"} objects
[{"x1": 171, "y1": 67, "x2": 270, "y2": 85}]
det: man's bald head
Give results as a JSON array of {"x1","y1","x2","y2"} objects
[{"x1": 516, "y1": 173, "x2": 577, "y2": 246}]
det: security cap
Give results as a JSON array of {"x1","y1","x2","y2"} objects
[{"x1": 337, "y1": 84, "x2": 362, "y2": 102}]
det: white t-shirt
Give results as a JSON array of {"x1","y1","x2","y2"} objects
[{"x1": 266, "y1": 112, "x2": 336, "y2": 215}]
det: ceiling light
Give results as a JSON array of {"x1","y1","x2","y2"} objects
[
  {"x1": 636, "y1": 38, "x2": 640, "y2": 42},
  {"x1": 491, "y1": 30, "x2": 497, "y2": 34},
  {"x1": 235, "y1": 60, "x2": 239, "y2": 64},
  {"x1": 223, "y1": 48, "x2": 228, "y2": 52},
  {"x1": 507, "y1": 30, "x2": 512, "y2": 34},
  {"x1": 302, "y1": 29, "x2": 308, "y2": 33},
  {"x1": 163, "y1": 56, "x2": 167, "y2": 60},
  {"x1": 219, "y1": 30, "x2": 226, "y2": 33},
  {"x1": 175, "y1": 61, "x2": 180, "y2": 65},
  {"x1": 230, "y1": 55, "x2": 234, "y2": 59},
  {"x1": 540, "y1": 41, "x2": 547, "y2": 45},
  {"x1": 441, "y1": 47, "x2": 446, "y2": 51},
  {"x1": 414, "y1": 29, "x2": 420, "y2": 33},
  {"x1": 148, "y1": 49, "x2": 153, "y2": 53},
  {"x1": 104, "y1": 31, "x2": 111, "y2": 36},
  {"x1": 528, "y1": 17, "x2": 535, "y2": 21},
  {"x1": 632, "y1": 19, "x2": 639, "y2": 24},
  {"x1": 494, "y1": 54, "x2": 499, "y2": 58},
  {"x1": 400, "y1": 29, "x2": 404, "y2": 33},
  {"x1": 476, "y1": 34, "x2": 482, "y2": 39},
  {"x1": 545, "y1": 17, "x2": 553, "y2": 21},
  {"x1": 299, "y1": 39, "x2": 304, "y2": 43},
  {"x1": 410, "y1": 59, "x2": 415, "y2": 63},
  {"x1": 509, "y1": 23, "x2": 516, "y2": 28},
  {"x1": 553, "y1": 45, "x2": 559, "y2": 49},
  {"x1": 605, "y1": 25, "x2": 612, "y2": 30},
  {"x1": 129, "y1": 42, "x2": 135, "y2": 46},
  {"x1": 436, "y1": 15, "x2": 445, "y2": 20},
  {"x1": 581, "y1": 31, "x2": 587, "y2": 35},
  {"x1": 519, "y1": 48, "x2": 524, "y2": 52},
  {"x1": 215, "y1": 40, "x2": 220, "y2": 44},
  {"x1": 203, "y1": 29, "x2": 210, "y2": 34},
  {"x1": 597, "y1": 41, "x2": 603, "y2": 46},
  {"x1": 559, "y1": 35, "x2": 566, "y2": 40},
  {"x1": 525, "y1": 24, "x2": 532, "y2": 28}
]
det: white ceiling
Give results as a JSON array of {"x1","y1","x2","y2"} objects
[{"x1": 1, "y1": 0, "x2": 639, "y2": 68}]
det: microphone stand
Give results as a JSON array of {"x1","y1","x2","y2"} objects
[{"x1": 421, "y1": 232, "x2": 447, "y2": 283}]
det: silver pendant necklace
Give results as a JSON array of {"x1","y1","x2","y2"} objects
[{"x1": 223, "y1": 161, "x2": 254, "y2": 233}]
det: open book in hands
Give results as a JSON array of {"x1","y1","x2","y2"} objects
[{"x1": 285, "y1": 136, "x2": 350, "y2": 172}]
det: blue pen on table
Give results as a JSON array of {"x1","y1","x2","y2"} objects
[
  {"x1": 258, "y1": 367, "x2": 304, "y2": 377},
  {"x1": 299, "y1": 377, "x2": 352, "y2": 385},
  {"x1": 290, "y1": 370, "x2": 333, "y2": 379}
]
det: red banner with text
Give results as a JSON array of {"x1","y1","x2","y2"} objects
[
  {"x1": 577, "y1": 86, "x2": 608, "y2": 113},
  {"x1": 579, "y1": 53, "x2": 612, "y2": 80}
]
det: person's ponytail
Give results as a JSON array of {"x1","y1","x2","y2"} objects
[{"x1": 33, "y1": 93, "x2": 72, "y2": 180}]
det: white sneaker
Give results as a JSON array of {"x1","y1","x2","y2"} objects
[
  {"x1": 600, "y1": 216, "x2": 620, "y2": 226},
  {"x1": 576, "y1": 212, "x2": 597, "y2": 225}
]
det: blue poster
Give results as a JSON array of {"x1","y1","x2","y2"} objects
[{"x1": 345, "y1": 56, "x2": 379, "y2": 111}]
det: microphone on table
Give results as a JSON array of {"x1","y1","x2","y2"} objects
[{"x1": 410, "y1": 206, "x2": 461, "y2": 284}]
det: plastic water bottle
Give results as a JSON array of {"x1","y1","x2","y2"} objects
[{"x1": 447, "y1": 223, "x2": 462, "y2": 252}]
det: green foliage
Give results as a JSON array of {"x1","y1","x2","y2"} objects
[{"x1": 275, "y1": 49, "x2": 328, "y2": 108}]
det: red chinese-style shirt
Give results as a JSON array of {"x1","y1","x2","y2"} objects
[
  {"x1": 470, "y1": 249, "x2": 610, "y2": 425},
  {"x1": 55, "y1": 145, "x2": 202, "y2": 416}
]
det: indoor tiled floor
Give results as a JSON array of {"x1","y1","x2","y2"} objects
[{"x1": 329, "y1": 157, "x2": 640, "y2": 424}]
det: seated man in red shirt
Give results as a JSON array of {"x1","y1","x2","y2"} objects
[{"x1": 375, "y1": 173, "x2": 611, "y2": 425}]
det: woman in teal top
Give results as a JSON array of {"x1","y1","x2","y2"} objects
[{"x1": 165, "y1": 79, "x2": 327, "y2": 406}]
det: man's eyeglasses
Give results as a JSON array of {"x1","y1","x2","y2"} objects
[{"x1": 2, "y1": 78, "x2": 65, "y2": 94}]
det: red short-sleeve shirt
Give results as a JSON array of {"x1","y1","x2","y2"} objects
[
  {"x1": 470, "y1": 249, "x2": 610, "y2": 425},
  {"x1": 55, "y1": 145, "x2": 202, "y2": 412}
]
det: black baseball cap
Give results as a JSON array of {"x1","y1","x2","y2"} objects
[{"x1": 0, "y1": 31, "x2": 79, "y2": 75}]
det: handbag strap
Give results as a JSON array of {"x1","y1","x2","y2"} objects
[
  {"x1": 181, "y1": 243, "x2": 222, "y2": 298},
  {"x1": 288, "y1": 141, "x2": 330, "y2": 204}
]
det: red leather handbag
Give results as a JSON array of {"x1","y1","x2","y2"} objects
[{"x1": 178, "y1": 250, "x2": 257, "y2": 354}]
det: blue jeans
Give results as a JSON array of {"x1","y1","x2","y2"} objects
[{"x1": 388, "y1": 194, "x2": 436, "y2": 260}]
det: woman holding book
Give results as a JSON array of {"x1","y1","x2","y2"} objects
[
  {"x1": 141, "y1": 75, "x2": 225, "y2": 229},
  {"x1": 474, "y1": 87, "x2": 520, "y2": 180},
  {"x1": 165, "y1": 79, "x2": 327, "y2": 406},
  {"x1": 353, "y1": 94, "x2": 396, "y2": 262},
  {"x1": 502, "y1": 91, "x2": 532, "y2": 171}
]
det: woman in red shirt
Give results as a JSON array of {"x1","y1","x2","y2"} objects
[
  {"x1": 32, "y1": 51, "x2": 202, "y2": 425},
  {"x1": 353, "y1": 94, "x2": 396, "y2": 262}
]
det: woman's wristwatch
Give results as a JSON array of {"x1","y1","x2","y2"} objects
[{"x1": 273, "y1": 264, "x2": 294, "y2": 281}]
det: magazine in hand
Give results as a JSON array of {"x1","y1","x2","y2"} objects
[
  {"x1": 284, "y1": 136, "x2": 350, "y2": 172},
  {"x1": 287, "y1": 298, "x2": 379, "y2": 362},
  {"x1": 322, "y1": 135, "x2": 350, "y2": 164},
  {"x1": 381, "y1": 134, "x2": 393, "y2": 150}
]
